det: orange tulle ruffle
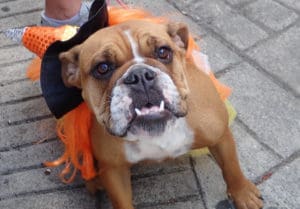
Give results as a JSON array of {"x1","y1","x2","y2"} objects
[{"x1": 44, "y1": 103, "x2": 94, "y2": 183}]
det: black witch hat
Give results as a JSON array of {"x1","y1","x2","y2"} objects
[{"x1": 41, "y1": 0, "x2": 108, "y2": 118}]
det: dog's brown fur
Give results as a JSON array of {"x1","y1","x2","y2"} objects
[{"x1": 59, "y1": 20, "x2": 263, "y2": 209}]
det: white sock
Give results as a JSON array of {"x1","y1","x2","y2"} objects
[
  {"x1": 41, "y1": 2, "x2": 91, "y2": 27},
  {"x1": 41, "y1": 11, "x2": 82, "y2": 27}
]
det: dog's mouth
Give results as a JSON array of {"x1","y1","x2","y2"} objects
[
  {"x1": 108, "y1": 88, "x2": 187, "y2": 138},
  {"x1": 108, "y1": 66, "x2": 187, "y2": 138},
  {"x1": 134, "y1": 100, "x2": 172, "y2": 120},
  {"x1": 127, "y1": 99, "x2": 173, "y2": 136}
]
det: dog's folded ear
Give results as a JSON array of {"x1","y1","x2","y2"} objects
[
  {"x1": 59, "y1": 45, "x2": 82, "y2": 89},
  {"x1": 167, "y1": 22, "x2": 189, "y2": 50}
]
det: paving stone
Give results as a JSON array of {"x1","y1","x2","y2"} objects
[
  {"x1": 0, "y1": 11, "x2": 41, "y2": 33},
  {"x1": 192, "y1": 154, "x2": 227, "y2": 209},
  {"x1": 131, "y1": 155, "x2": 191, "y2": 177},
  {"x1": 141, "y1": 200, "x2": 205, "y2": 209},
  {"x1": 0, "y1": 140, "x2": 63, "y2": 174},
  {"x1": 247, "y1": 24, "x2": 300, "y2": 95},
  {"x1": 0, "y1": 80, "x2": 41, "y2": 103},
  {"x1": 198, "y1": 35, "x2": 241, "y2": 73},
  {"x1": 98, "y1": 169, "x2": 200, "y2": 208},
  {"x1": 276, "y1": 0, "x2": 300, "y2": 12},
  {"x1": 0, "y1": 117, "x2": 56, "y2": 150},
  {"x1": 99, "y1": 197, "x2": 205, "y2": 209},
  {"x1": 211, "y1": 11, "x2": 268, "y2": 50},
  {"x1": 258, "y1": 158, "x2": 300, "y2": 208},
  {"x1": 225, "y1": 0, "x2": 254, "y2": 6},
  {"x1": 0, "y1": 97, "x2": 51, "y2": 126},
  {"x1": 123, "y1": 0, "x2": 206, "y2": 36},
  {"x1": 0, "y1": 61, "x2": 29, "y2": 84},
  {"x1": 0, "y1": 45, "x2": 33, "y2": 65},
  {"x1": 0, "y1": 31, "x2": 15, "y2": 46},
  {"x1": 231, "y1": 122, "x2": 282, "y2": 179},
  {"x1": 132, "y1": 169, "x2": 198, "y2": 205},
  {"x1": 0, "y1": 16, "x2": 19, "y2": 32},
  {"x1": 89, "y1": 158, "x2": 193, "y2": 208},
  {"x1": 0, "y1": 167, "x2": 83, "y2": 199},
  {"x1": 220, "y1": 62, "x2": 300, "y2": 158},
  {"x1": 168, "y1": 0, "x2": 232, "y2": 24},
  {"x1": 0, "y1": 0, "x2": 43, "y2": 18},
  {"x1": 243, "y1": 0, "x2": 298, "y2": 31},
  {"x1": 14, "y1": 11, "x2": 41, "y2": 26},
  {"x1": 95, "y1": 193, "x2": 113, "y2": 209},
  {"x1": 0, "y1": 188, "x2": 96, "y2": 209},
  {"x1": 193, "y1": 142, "x2": 277, "y2": 208}
]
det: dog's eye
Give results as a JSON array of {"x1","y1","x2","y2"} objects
[
  {"x1": 156, "y1": 46, "x2": 173, "y2": 63},
  {"x1": 91, "y1": 62, "x2": 115, "y2": 79}
]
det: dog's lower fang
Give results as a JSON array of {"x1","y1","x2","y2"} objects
[
  {"x1": 159, "y1": 100, "x2": 165, "y2": 112},
  {"x1": 135, "y1": 108, "x2": 142, "y2": 116}
]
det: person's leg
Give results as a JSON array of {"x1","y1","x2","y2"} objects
[
  {"x1": 41, "y1": 0, "x2": 91, "y2": 26},
  {"x1": 45, "y1": 0, "x2": 82, "y2": 20}
]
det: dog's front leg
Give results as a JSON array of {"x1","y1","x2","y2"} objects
[
  {"x1": 99, "y1": 165, "x2": 134, "y2": 209},
  {"x1": 208, "y1": 128, "x2": 263, "y2": 209}
]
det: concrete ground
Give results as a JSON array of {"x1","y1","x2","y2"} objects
[{"x1": 0, "y1": 0, "x2": 299, "y2": 208}]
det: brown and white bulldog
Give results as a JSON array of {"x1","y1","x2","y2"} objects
[{"x1": 59, "y1": 20, "x2": 263, "y2": 209}]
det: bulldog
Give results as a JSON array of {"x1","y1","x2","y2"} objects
[{"x1": 59, "y1": 20, "x2": 263, "y2": 209}]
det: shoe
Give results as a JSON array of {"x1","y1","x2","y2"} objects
[{"x1": 41, "y1": 1, "x2": 91, "y2": 27}]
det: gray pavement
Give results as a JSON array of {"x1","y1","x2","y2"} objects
[{"x1": 0, "y1": 0, "x2": 299, "y2": 208}]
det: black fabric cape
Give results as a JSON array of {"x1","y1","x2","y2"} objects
[{"x1": 41, "y1": 0, "x2": 108, "y2": 118}]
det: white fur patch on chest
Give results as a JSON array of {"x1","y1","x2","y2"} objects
[{"x1": 124, "y1": 118, "x2": 194, "y2": 163}]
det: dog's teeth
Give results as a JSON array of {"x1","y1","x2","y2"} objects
[
  {"x1": 135, "y1": 108, "x2": 142, "y2": 116},
  {"x1": 159, "y1": 101, "x2": 165, "y2": 111}
]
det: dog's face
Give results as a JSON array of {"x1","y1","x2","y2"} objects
[{"x1": 60, "y1": 20, "x2": 191, "y2": 138}]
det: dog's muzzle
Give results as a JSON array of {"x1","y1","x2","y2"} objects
[{"x1": 109, "y1": 64, "x2": 185, "y2": 138}]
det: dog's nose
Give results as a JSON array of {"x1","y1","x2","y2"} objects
[{"x1": 123, "y1": 68, "x2": 156, "y2": 90}]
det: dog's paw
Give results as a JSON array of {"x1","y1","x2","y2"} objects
[{"x1": 227, "y1": 180, "x2": 263, "y2": 209}]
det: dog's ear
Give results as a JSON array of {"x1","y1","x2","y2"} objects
[
  {"x1": 167, "y1": 22, "x2": 189, "y2": 50},
  {"x1": 59, "y1": 45, "x2": 82, "y2": 88}
]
